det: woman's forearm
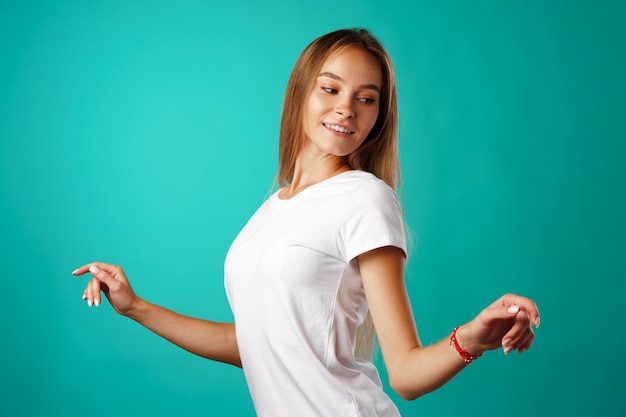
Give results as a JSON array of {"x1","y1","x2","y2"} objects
[
  {"x1": 388, "y1": 332, "x2": 469, "y2": 400},
  {"x1": 126, "y1": 298, "x2": 241, "y2": 367}
]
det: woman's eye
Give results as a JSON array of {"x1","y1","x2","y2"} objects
[
  {"x1": 358, "y1": 97, "x2": 375, "y2": 104},
  {"x1": 322, "y1": 87, "x2": 337, "y2": 94}
]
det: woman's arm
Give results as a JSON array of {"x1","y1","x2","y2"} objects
[
  {"x1": 73, "y1": 262, "x2": 241, "y2": 367},
  {"x1": 358, "y1": 246, "x2": 539, "y2": 400}
]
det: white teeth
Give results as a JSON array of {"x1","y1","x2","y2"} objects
[{"x1": 324, "y1": 123, "x2": 353, "y2": 134}]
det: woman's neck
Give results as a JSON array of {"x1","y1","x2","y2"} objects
[{"x1": 280, "y1": 153, "x2": 351, "y2": 200}]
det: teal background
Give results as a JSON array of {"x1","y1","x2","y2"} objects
[{"x1": 1, "y1": 1, "x2": 624, "y2": 416}]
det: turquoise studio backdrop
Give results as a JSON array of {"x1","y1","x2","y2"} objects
[{"x1": 1, "y1": 1, "x2": 624, "y2": 416}]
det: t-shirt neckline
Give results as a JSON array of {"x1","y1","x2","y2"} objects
[{"x1": 276, "y1": 170, "x2": 358, "y2": 202}]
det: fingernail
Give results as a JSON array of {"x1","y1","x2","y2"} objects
[
  {"x1": 94, "y1": 298, "x2": 100, "y2": 307},
  {"x1": 72, "y1": 269, "x2": 79, "y2": 275},
  {"x1": 519, "y1": 347, "x2": 526, "y2": 354},
  {"x1": 87, "y1": 299, "x2": 93, "y2": 307},
  {"x1": 507, "y1": 305, "x2": 520, "y2": 314},
  {"x1": 535, "y1": 317, "x2": 541, "y2": 328},
  {"x1": 504, "y1": 346, "x2": 513, "y2": 355},
  {"x1": 502, "y1": 338, "x2": 513, "y2": 347},
  {"x1": 82, "y1": 294, "x2": 86, "y2": 300},
  {"x1": 89, "y1": 265, "x2": 99, "y2": 274}
]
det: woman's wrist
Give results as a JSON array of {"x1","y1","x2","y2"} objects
[
  {"x1": 122, "y1": 296, "x2": 146, "y2": 320},
  {"x1": 451, "y1": 325, "x2": 484, "y2": 359}
]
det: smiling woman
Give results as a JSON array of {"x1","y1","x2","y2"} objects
[{"x1": 73, "y1": 28, "x2": 539, "y2": 417}]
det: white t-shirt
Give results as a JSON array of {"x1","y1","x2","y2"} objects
[{"x1": 224, "y1": 170, "x2": 406, "y2": 417}]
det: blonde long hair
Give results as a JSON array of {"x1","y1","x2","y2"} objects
[{"x1": 277, "y1": 29, "x2": 401, "y2": 360}]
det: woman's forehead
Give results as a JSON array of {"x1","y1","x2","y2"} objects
[{"x1": 318, "y1": 47, "x2": 382, "y2": 87}]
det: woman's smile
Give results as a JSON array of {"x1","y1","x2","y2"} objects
[{"x1": 323, "y1": 122, "x2": 355, "y2": 135}]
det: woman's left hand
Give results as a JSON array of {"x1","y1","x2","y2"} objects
[{"x1": 457, "y1": 294, "x2": 540, "y2": 356}]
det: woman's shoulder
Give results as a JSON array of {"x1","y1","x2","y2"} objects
[
  {"x1": 323, "y1": 170, "x2": 400, "y2": 212},
  {"x1": 339, "y1": 170, "x2": 396, "y2": 197},
  {"x1": 331, "y1": 170, "x2": 393, "y2": 191}
]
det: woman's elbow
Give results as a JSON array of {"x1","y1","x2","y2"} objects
[{"x1": 389, "y1": 375, "x2": 424, "y2": 401}]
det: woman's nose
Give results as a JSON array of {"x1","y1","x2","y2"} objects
[{"x1": 334, "y1": 98, "x2": 354, "y2": 118}]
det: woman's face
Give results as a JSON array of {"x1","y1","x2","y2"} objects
[{"x1": 302, "y1": 47, "x2": 382, "y2": 159}]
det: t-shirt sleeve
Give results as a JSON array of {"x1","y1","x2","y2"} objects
[{"x1": 337, "y1": 178, "x2": 407, "y2": 263}]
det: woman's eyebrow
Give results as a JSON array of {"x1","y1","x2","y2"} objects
[{"x1": 317, "y1": 72, "x2": 380, "y2": 93}]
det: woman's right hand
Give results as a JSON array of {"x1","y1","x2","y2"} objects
[{"x1": 72, "y1": 262, "x2": 139, "y2": 316}]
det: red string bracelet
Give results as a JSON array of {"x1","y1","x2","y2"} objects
[{"x1": 450, "y1": 326, "x2": 483, "y2": 363}]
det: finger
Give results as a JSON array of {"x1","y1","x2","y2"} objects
[
  {"x1": 502, "y1": 312, "x2": 532, "y2": 354},
  {"x1": 91, "y1": 278, "x2": 101, "y2": 307},
  {"x1": 72, "y1": 261, "x2": 112, "y2": 277},
  {"x1": 73, "y1": 261, "x2": 125, "y2": 280},
  {"x1": 480, "y1": 303, "x2": 523, "y2": 325},
  {"x1": 517, "y1": 331, "x2": 536, "y2": 354},
  {"x1": 88, "y1": 264, "x2": 119, "y2": 291},
  {"x1": 72, "y1": 263, "x2": 93, "y2": 276},
  {"x1": 92, "y1": 263, "x2": 129, "y2": 287},
  {"x1": 82, "y1": 264, "x2": 118, "y2": 307},
  {"x1": 515, "y1": 330, "x2": 533, "y2": 354},
  {"x1": 505, "y1": 327, "x2": 534, "y2": 355},
  {"x1": 84, "y1": 277, "x2": 100, "y2": 307},
  {"x1": 515, "y1": 299, "x2": 540, "y2": 329},
  {"x1": 491, "y1": 294, "x2": 541, "y2": 328}
]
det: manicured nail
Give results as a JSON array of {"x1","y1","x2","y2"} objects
[
  {"x1": 82, "y1": 294, "x2": 86, "y2": 300},
  {"x1": 502, "y1": 338, "x2": 513, "y2": 347},
  {"x1": 535, "y1": 316, "x2": 541, "y2": 328},
  {"x1": 507, "y1": 305, "x2": 519, "y2": 314},
  {"x1": 89, "y1": 265, "x2": 99, "y2": 274},
  {"x1": 504, "y1": 346, "x2": 513, "y2": 355},
  {"x1": 72, "y1": 269, "x2": 80, "y2": 275},
  {"x1": 94, "y1": 298, "x2": 100, "y2": 307},
  {"x1": 87, "y1": 299, "x2": 93, "y2": 307},
  {"x1": 518, "y1": 347, "x2": 526, "y2": 354}
]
